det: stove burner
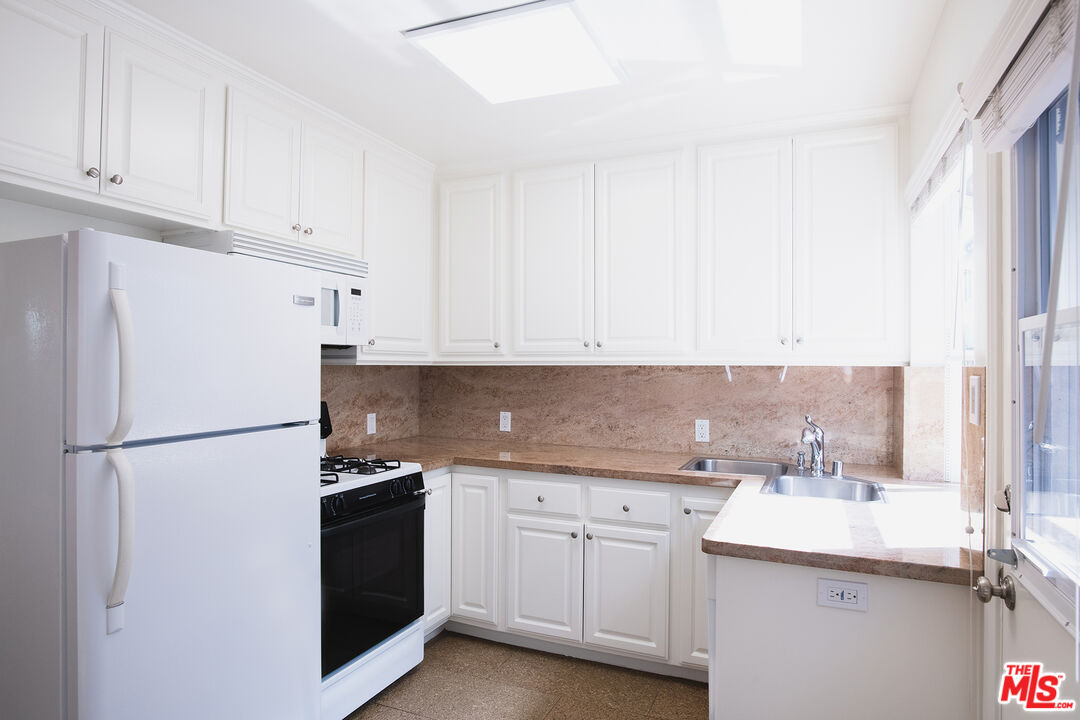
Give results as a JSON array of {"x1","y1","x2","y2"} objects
[{"x1": 320, "y1": 455, "x2": 402, "y2": 482}]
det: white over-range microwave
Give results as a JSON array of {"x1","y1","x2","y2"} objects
[{"x1": 163, "y1": 230, "x2": 369, "y2": 349}]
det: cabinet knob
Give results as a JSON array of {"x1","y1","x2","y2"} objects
[
  {"x1": 584, "y1": 340, "x2": 590, "y2": 347},
  {"x1": 596, "y1": 341, "x2": 603, "y2": 348},
  {"x1": 780, "y1": 337, "x2": 788, "y2": 346},
  {"x1": 796, "y1": 337, "x2": 804, "y2": 345},
  {"x1": 586, "y1": 532, "x2": 593, "y2": 540},
  {"x1": 537, "y1": 495, "x2": 545, "y2": 503},
  {"x1": 683, "y1": 507, "x2": 692, "y2": 515},
  {"x1": 368, "y1": 338, "x2": 376, "y2": 346},
  {"x1": 86, "y1": 167, "x2": 100, "y2": 179},
  {"x1": 291, "y1": 224, "x2": 302, "y2": 232},
  {"x1": 571, "y1": 531, "x2": 578, "y2": 539},
  {"x1": 109, "y1": 174, "x2": 123, "y2": 185},
  {"x1": 304, "y1": 227, "x2": 313, "y2": 235},
  {"x1": 622, "y1": 504, "x2": 630, "y2": 512},
  {"x1": 494, "y1": 341, "x2": 500, "y2": 349}
]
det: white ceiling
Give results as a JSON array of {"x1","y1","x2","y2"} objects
[{"x1": 124, "y1": 0, "x2": 947, "y2": 168}]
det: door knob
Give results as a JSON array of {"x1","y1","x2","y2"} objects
[
  {"x1": 109, "y1": 174, "x2": 124, "y2": 185},
  {"x1": 584, "y1": 340, "x2": 590, "y2": 347},
  {"x1": 494, "y1": 342, "x2": 500, "y2": 349},
  {"x1": 622, "y1": 504, "x2": 630, "y2": 512},
  {"x1": 780, "y1": 337, "x2": 788, "y2": 346},
  {"x1": 537, "y1": 495, "x2": 544, "y2": 503},
  {"x1": 86, "y1": 167, "x2": 100, "y2": 178},
  {"x1": 291, "y1": 224, "x2": 302, "y2": 232},
  {"x1": 586, "y1": 532, "x2": 593, "y2": 540},
  {"x1": 795, "y1": 337, "x2": 804, "y2": 345},
  {"x1": 304, "y1": 227, "x2": 313, "y2": 235},
  {"x1": 368, "y1": 338, "x2": 376, "y2": 346},
  {"x1": 683, "y1": 507, "x2": 692, "y2": 515},
  {"x1": 596, "y1": 341, "x2": 603, "y2": 348},
  {"x1": 974, "y1": 570, "x2": 1016, "y2": 610},
  {"x1": 571, "y1": 531, "x2": 578, "y2": 539}
]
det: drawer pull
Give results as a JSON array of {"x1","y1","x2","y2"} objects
[
  {"x1": 537, "y1": 495, "x2": 545, "y2": 503},
  {"x1": 571, "y1": 531, "x2": 578, "y2": 539},
  {"x1": 622, "y1": 504, "x2": 630, "y2": 512},
  {"x1": 586, "y1": 532, "x2": 593, "y2": 540},
  {"x1": 683, "y1": 507, "x2": 692, "y2": 515}
]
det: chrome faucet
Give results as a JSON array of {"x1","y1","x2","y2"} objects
[{"x1": 801, "y1": 415, "x2": 825, "y2": 476}]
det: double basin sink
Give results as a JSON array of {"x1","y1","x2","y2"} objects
[{"x1": 680, "y1": 457, "x2": 887, "y2": 503}]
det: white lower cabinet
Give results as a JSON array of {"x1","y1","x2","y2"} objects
[
  {"x1": 450, "y1": 472, "x2": 499, "y2": 624},
  {"x1": 448, "y1": 469, "x2": 725, "y2": 672},
  {"x1": 423, "y1": 472, "x2": 451, "y2": 631},
  {"x1": 676, "y1": 496, "x2": 728, "y2": 667},
  {"x1": 583, "y1": 523, "x2": 669, "y2": 658},
  {"x1": 505, "y1": 515, "x2": 583, "y2": 641}
]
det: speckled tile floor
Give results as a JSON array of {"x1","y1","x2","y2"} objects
[{"x1": 346, "y1": 632, "x2": 708, "y2": 720}]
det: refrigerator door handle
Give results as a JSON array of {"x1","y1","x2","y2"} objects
[
  {"x1": 106, "y1": 263, "x2": 135, "y2": 447},
  {"x1": 105, "y1": 448, "x2": 134, "y2": 634}
]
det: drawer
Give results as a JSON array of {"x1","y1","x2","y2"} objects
[
  {"x1": 507, "y1": 477, "x2": 582, "y2": 517},
  {"x1": 589, "y1": 486, "x2": 670, "y2": 527}
]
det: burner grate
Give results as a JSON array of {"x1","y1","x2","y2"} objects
[{"x1": 319, "y1": 455, "x2": 402, "y2": 481}]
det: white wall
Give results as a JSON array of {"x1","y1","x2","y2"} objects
[
  {"x1": 0, "y1": 198, "x2": 161, "y2": 244},
  {"x1": 908, "y1": 0, "x2": 1011, "y2": 178},
  {"x1": 710, "y1": 555, "x2": 976, "y2": 719}
]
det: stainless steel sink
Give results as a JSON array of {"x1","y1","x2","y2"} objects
[
  {"x1": 761, "y1": 474, "x2": 887, "y2": 502},
  {"x1": 680, "y1": 457, "x2": 789, "y2": 478}
]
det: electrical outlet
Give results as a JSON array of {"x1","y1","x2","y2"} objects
[
  {"x1": 366, "y1": 413, "x2": 376, "y2": 435},
  {"x1": 695, "y1": 419, "x2": 710, "y2": 443},
  {"x1": 499, "y1": 411, "x2": 511, "y2": 432},
  {"x1": 817, "y1": 578, "x2": 868, "y2": 611}
]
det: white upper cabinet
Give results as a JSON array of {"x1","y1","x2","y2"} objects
[
  {"x1": 225, "y1": 88, "x2": 364, "y2": 254},
  {"x1": 224, "y1": 89, "x2": 302, "y2": 241},
  {"x1": 793, "y1": 125, "x2": 905, "y2": 362},
  {"x1": 363, "y1": 152, "x2": 433, "y2": 355},
  {"x1": 102, "y1": 32, "x2": 224, "y2": 220},
  {"x1": 595, "y1": 153, "x2": 682, "y2": 354},
  {"x1": 439, "y1": 175, "x2": 504, "y2": 355},
  {"x1": 298, "y1": 124, "x2": 364, "y2": 256},
  {"x1": 512, "y1": 163, "x2": 595, "y2": 355},
  {"x1": 0, "y1": 0, "x2": 103, "y2": 190},
  {"x1": 698, "y1": 139, "x2": 793, "y2": 356}
]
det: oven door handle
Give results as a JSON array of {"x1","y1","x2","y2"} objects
[{"x1": 321, "y1": 494, "x2": 425, "y2": 536}]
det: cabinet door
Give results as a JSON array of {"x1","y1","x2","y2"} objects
[
  {"x1": 438, "y1": 175, "x2": 504, "y2": 355},
  {"x1": 102, "y1": 32, "x2": 224, "y2": 220},
  {"x1": 362, "y1": 152, "x2": 433, "y2": 355},
  {"x1": 298, "y1": 124, "x2": 363, "y2": 256},
  {"x1": 595, "y1": 153, "x2": 682, "y2": 354},
  {"x1": 423, "y1": 473, "x2": 452, "y2": 631},
  {"x1": 224, "y1": 88, "x2": 303, "y2": 242},
  {"x1": 450, "y1": 473, "x2": 499, "y2": 625},
  {"x1": 506, "y1": 515, "x2": 583, "y2": 642},
  {"x1": 793, "y1": 125, "x2": 905, "y2": 361},
  {"x1": 0, "y1": 0, "x2": 102, "y2": 190},
  {"x1": 676, "y1": 496, "x2": 727, "y2": 667},
  {"x1": 584, "y1": 523, "x2": 669, "y2": 658},
  {"x1": 698, "y1": 139, "x2": 793, "y2": 356},
  {"x1": 512, "y1": 164, "x2": 594, "y2": 355}
]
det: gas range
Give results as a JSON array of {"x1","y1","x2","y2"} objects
[{"x1": 319, "y1": 454, "x2": 423, "y2": 496}]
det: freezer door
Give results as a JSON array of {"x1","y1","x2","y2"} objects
[
  {"x1": 66, "y1": 230, "x2": 319, "y2": 447},
  {"x1": 68, "y1": 425, "x2": 320, "y2": 720}
]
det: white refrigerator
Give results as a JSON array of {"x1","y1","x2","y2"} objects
[{"x1": 0, "y1": 230, "x2": 322, "y2": 719}]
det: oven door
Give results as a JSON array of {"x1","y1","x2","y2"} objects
[{"x1": 321, "y1": 494, "x2": 425, "y2": 678}]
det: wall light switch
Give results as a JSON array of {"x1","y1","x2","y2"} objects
[
  {"x1": 500, "y1": 411, "x2": 511, "y2": 432},
  {"x1": 817, "y1": 578, "x2": 868, "y2": 611},
  {"x1": 695, "y1": 419, "x2": 710, "y2": 443},
  {"x1": 366, "y1": 413, "x2": 376, "y2": 435}
]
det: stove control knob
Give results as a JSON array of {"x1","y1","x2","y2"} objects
[
  {"x1": 332, "y1": 496, "x2": 346, "y2": 516},
  {"x1": 403, "y1": 476, "x2": 416, "y2": 493},
  {"x1": 390, "y1": 479, "x2": 403, "y2": 497}
]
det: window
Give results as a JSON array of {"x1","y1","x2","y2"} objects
[{"x1": 1014, "y1": 89, "x2": 1080, "y2": 596}]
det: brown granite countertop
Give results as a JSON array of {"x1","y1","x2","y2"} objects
[
  {"x1": 339, "y1": 435, "x2": 981, "y2": 585},
  {"x1": 703, "y1": 476, "x2": 983, "y2": 585}
]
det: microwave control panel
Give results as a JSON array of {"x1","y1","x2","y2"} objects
[{"x1": 347, "y1": 286, "x2": 367, "y2": 343}]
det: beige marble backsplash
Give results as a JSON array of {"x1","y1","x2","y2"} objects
[
  {"x1": 419, "y1": 366, "x2": 902, "y2": 467},
  {"x1": 321, "y1": 366, "x2": 420, "y2": 453}
]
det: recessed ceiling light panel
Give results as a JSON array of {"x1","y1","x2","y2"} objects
[{"x1": 403, "y1": 0, "x2": 620, "y2": 104}]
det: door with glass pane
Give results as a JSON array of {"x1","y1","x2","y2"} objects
[{"x1": 995, "y1": 89, "x2": 1080, "y2": 718}]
